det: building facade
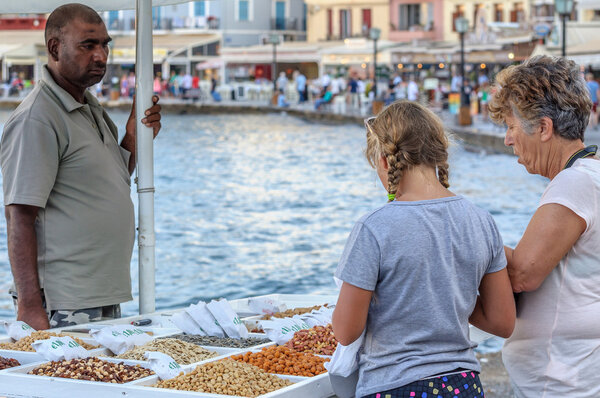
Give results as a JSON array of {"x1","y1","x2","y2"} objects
[
  {"x1": 304, "y1": 0, "x2": 390, "y2": 42},
  {"x1": 441, "y1": 0, "x2": 532, "y2": 42},
  {"x1": 389, "y1": 0, "x2": 444, "y2": 42},
  {"x1": 103, "y1": 0, "x2": 306, "y2": 47}
]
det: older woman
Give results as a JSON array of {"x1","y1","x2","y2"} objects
[{"x1": 489, "y1": 55, "x2": 600, "y2": 397}]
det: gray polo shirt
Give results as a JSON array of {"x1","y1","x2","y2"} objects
[{"x1": 1, "y1": 66, "x2": 134, "y2": 311}]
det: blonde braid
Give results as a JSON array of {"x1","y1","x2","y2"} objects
[
  {"x1": 386, "y1": 145, "x2": 412, "y2": 201},
  {"x1": 364, "y1": 101, "x2": 450, "y2": 201},
  {"x1": 437, "y1": 161, "x2": 450, "y2": 188}
]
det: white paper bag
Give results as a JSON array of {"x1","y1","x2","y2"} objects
[
  {"x1": 299, "y1": 307, "x2": 333, "y2": 327},
  {"x1": 324, "y1": 330, "x2": 365, "y2": 377},
  {"x1": 32, "y1": 336, "x2": 89, "y2": 361},
  {"x1": 186, "y1": 302, "x2": 225, "y2": 337},
  {"x1": 171, "y1": 311, "x2": 207, "y2": 336},
  {"x1": 1, "y1": 320, "x2": 34, "y2": 340},
  {"x1": 206, "y1": 299, "x2": 248, "y2": 338},
  {"x1": 145, "y1": 351, "x2": 184, "y2": 380},
  {"x1": 90, "y1": 325, "x2": 152, "y2": 355},
  {"x1": 247, "y1": 297, "x2": 286, "y2": 315},
  {"x1": 260, "y1": 316, "x2": 310, "y2": 345}
]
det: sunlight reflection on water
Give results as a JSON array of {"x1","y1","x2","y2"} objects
[{"x1": 0, "y1": 111, "x2": 546, "y2": 319}]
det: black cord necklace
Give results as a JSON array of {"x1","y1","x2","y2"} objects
[{"x1": 564, "y1": 145, "x2": 598, "y2": 169}]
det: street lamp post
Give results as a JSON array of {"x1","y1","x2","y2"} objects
[
  {"x1": 369, "y1": 27, "x2": 381, "y2": 99},
  {"x1": 455, "y1": 16, "x2": 471, "y2": 126},
  {"x1": 554, "y1": 0, "x2": 574, "y2": 57},
  {"x1": 269, "y1": 34, "x2": 281, "y2": 91}
]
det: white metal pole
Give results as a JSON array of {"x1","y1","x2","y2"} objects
[{"x1": 135, "y1": 0, "x2": 156, "y2": 315}]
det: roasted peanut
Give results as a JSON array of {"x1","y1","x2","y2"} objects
[
  {"x1": 154, "y1": 359, "x2": 292, "y2": 397},
  {"x1": 231, "y1": 345, "x2": 329, "y2": 377},
  {"x1": 285, "y1": 324, "x2": 337, "y2": 356}
]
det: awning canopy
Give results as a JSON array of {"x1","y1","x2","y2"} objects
[
  {"x1": 3, "y1": 43, "x2": 47, "y2": 64},
  {"x1": 319, "y1": 39, "x2": 398, "y2": 66},
  {"x1": 221, "y1": 41, "x2": 325, "y2": 65},
  {"x1": 110, "y1": 33, "x2": 220, "y2": 64},
  {"x1": 0, "y1": 29, "x2": 220, "y2": 65},
  {"x1": 0, "y1": 0, "x2": 189, "y2": 13},
  {"x1": 196, "y1": 58, "x2": 223, "y2": 70}
]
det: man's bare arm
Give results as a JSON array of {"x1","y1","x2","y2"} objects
[{"x1": 5, "y1": 204, "x2": 49, "y2": 330}]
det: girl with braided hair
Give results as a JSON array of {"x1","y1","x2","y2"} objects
[{"x1": 332, "y1": 101, "x2": 515, "y2": 398}]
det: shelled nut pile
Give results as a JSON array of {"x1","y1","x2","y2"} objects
[
  {"x1": 167, "y1": 334, "x2": 270, "y2": 348},
  {"x1": 0, "y1": 331, "x2": 98, "y2": 352},
  {"x1": 153, "y1": 358, "x2": 292, "y2": 396},
  {"x1": 260, "y1": 304, "x2": 327, "y2": 320},
  {"x1": 117, "y1": 338, "x2": 218, "y2": 364},
  {"x1": 231, "y1": 345, "x2": 329, "y2": 377},
  {"x1": 245, "y1": 324, "x2": 265, "y2": 334},
  {"x1": 28, "y1": 357, "x2": 154, "y2": 383},
  {"x1": 0, "y1": 356, "x2": 21, "y2": 370},
  {"x1": 285, "y1": 324, "x2": 337, "y2": 356}
]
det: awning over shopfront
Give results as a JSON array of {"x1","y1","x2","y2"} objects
[
  {"x1": 110, "y1": 32, "x2": 220, "y2": 64},
  {"x1": 0, "y1": 0, "x2": 188, "y2": 13},
  {"x1": 196, "y1": 58, "x2": 223, "y2": 70},
  {"x1": 221, "y1": 41, "x2": 326, "y2": 65},
  {"x1": 319, "y1": 39, "x2": 396, "y2": 67},
  {"x1": 3, "y1": 43, "x2": 47, "y2": 64},
  {"x1": 537, "y1": 37, "x2": 600, "y2": 68}
]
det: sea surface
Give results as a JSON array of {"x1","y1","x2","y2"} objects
[{"x1": 0, "y1": 111, "x2": 547, "y2": 322}]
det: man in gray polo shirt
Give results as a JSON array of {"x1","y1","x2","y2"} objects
[{"x1": 0, "y1": 4, "x2": 162, "y2": 330}]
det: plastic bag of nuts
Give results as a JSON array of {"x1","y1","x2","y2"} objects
[
  {"x1": 0, "y1": 331, "x2": 98, "y2": 352},
  {"x1": 0, "y1": 356, "x2": 21, "y2": 370},
  {"x1": 285, "y1": 324, "x2": 337, "y2": 356},
  {"x1": 153, "y1": 358, "x2": 292, "y2": 397},
  {"x1": 28, "y1": 357, "x2": 154, "y2": 383},
  {"x1": 231, "y1": 345, "x2": 329, "y2": 377}
]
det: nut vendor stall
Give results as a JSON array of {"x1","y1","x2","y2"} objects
[
  {"x1": 0, "y1": 294, "x2": 338, "y2": 398},
  {"x1": 0, "y1": 294, "x2": 494, "y2": 398}
]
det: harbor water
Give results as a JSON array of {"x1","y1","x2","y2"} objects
[{"x1": 0, "y1": 111, "x2": 547, "y2": 321}]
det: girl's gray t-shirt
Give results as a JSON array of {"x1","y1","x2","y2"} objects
[{"x1": 335, "y1": 196, "x2": 506, "y2": 397}]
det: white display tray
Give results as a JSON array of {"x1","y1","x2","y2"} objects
[
  {"x1": 0, "y1": 356, "x2": 157, "y2": 397},
  {"x1": 0, "y1": 350, "x2": 49, "y2": 372},
  {"x1": 0, "y1": 356, "x2": 333, "y2": 398},
  {"x1": 106, "y1": 345, "x2": 245, "y2": 368},
  {"x1": 122, "y1": 354, "x2": 333, "y2": 398},
  {"x1": 0, "y1": 335, "x2": 110, "y2": 362}
]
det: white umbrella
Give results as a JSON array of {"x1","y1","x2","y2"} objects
[{"x1": 0, "y1": 0, "x2": 190, "y2": 315}]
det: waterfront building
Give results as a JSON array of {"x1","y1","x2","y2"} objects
[
  {"x1": 100, "y1": 0, "x2": 307, "y2": 83},
  {"x1": 0, "y1": 14, "x2": 46, "y2": 89},
  {"x1": 304, "y1": 0, "x2": 389, "y2": 42},
  {"x1": 533, "y1": 0, "x2": 600, "y2": 67},
  {"x1": 104, "y1": 1, "x2": 306, "y2": 47},
  {"x1": 387, "y1": 0, "x2": 537, "y2": 84}
]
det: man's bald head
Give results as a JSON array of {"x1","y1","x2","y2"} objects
[{"x1": 45, "y1": 3, "x2": 104, "y2": 44}]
